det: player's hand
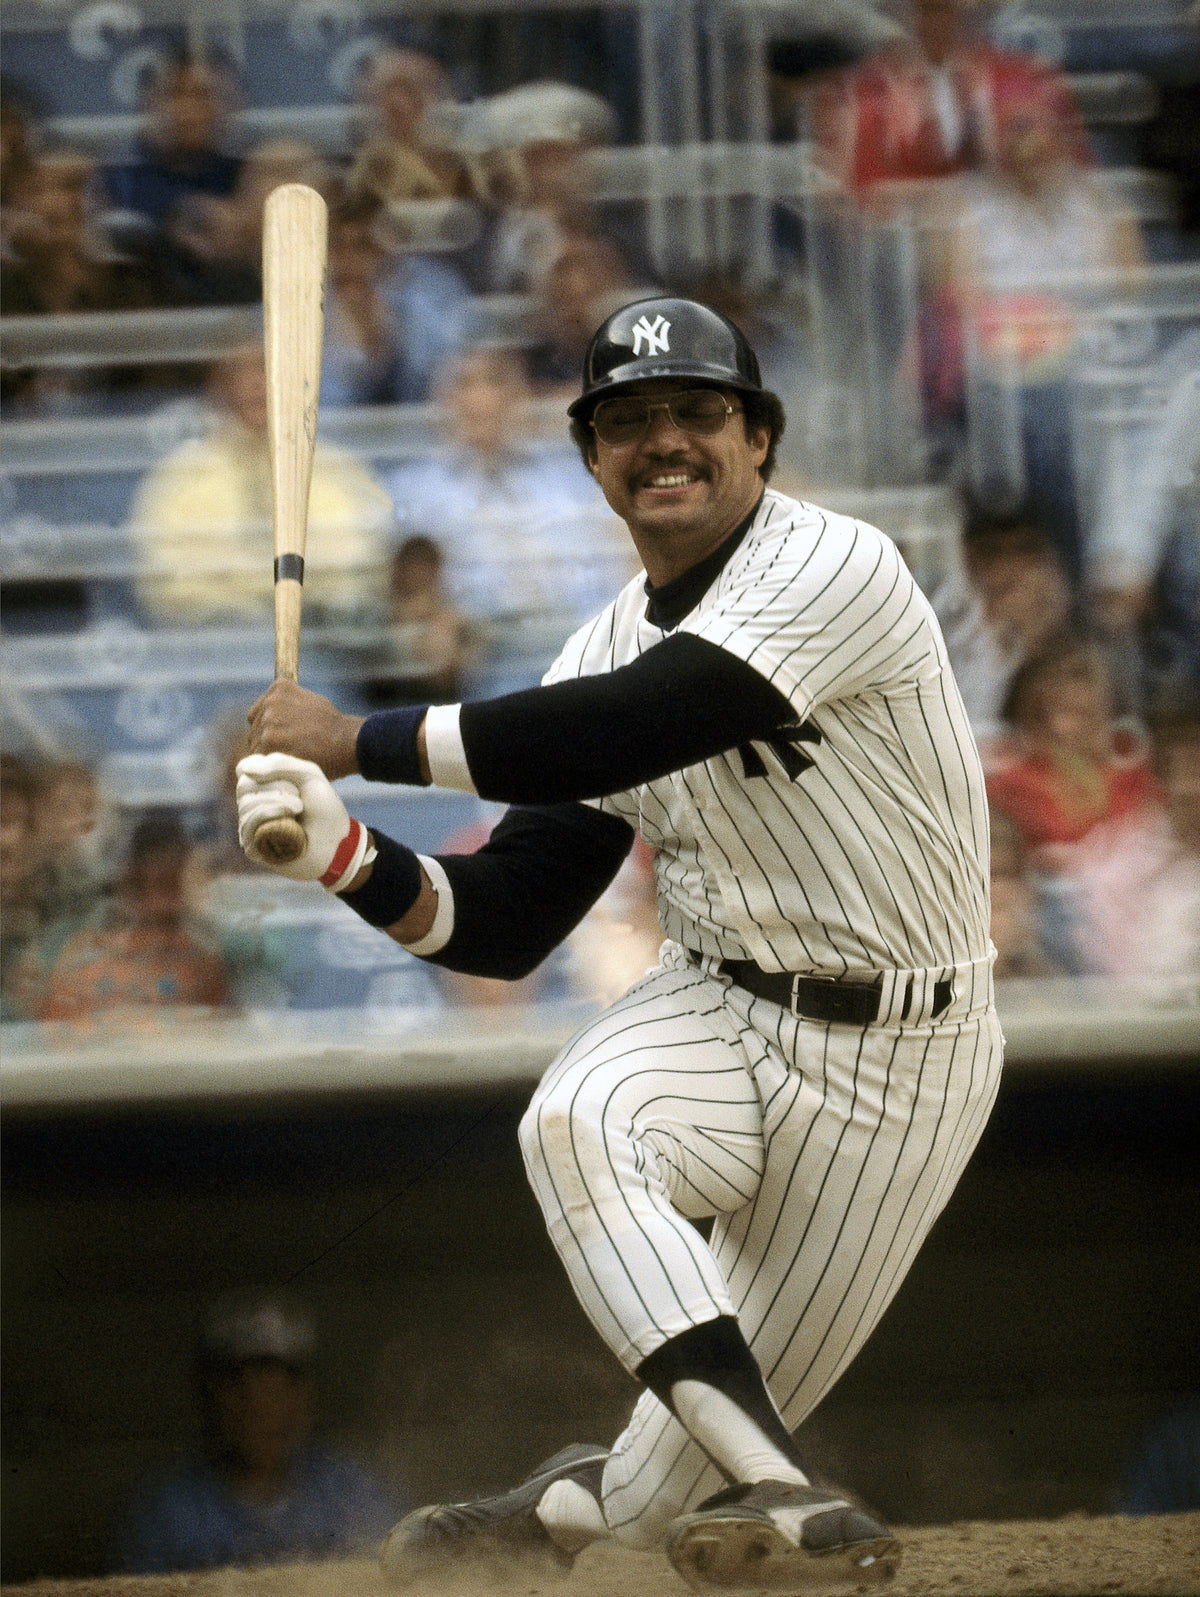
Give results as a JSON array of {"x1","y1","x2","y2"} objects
[
  {"x1": 236, "y1": 753, "x2": 372, "y2": 890},
  {"x1": 246, "y1": 681, "x2": 365, "y2": 780}
]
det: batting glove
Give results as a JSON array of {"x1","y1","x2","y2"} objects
[{"x1": 236, "y1": 753, "x2": 375, "y2": 891}]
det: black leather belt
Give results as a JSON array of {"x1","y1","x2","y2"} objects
[{"x1": 715, "y1": 958, "x2": 952, "y2": 1026}]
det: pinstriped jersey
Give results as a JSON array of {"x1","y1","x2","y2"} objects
[{"x1": 543, "y1": 489, "x2": 991, "y2": 975}]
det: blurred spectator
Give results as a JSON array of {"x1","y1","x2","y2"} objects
[
  {"x1": 34, "y1": 809, "x2": 229, "y2": 1023},
  {"x1": 116, "y1": 1292, "x2": 399, "y2": 1573},
  {"x1": 0, "y1": 754, "x2": 43, "y2": 1019},
  {"x1": 1118, "y1": 1397, "x2": 1200, "y2": 1516},
  {"x1": 987, "y1": 808, "x2": 1065, "y2": 978},
  {"x1": 933, "y1": 504, "x2": 1071, "y2": 735},
  {"x1": 361, "y1": 535, "x2": 480, "y2": 707},
  {"x1": 1, "y1": 752, "x2": 116, "y2": 1019},
  {"x1": 0, "y1": 149, "x2": 165, "y2": 410},
  {"x1": 1067, "y1": 710, "x2": 1200, "y2": 981},
  {"x1": 169, "y1": 137, "x2": 333, "y2": 306},
  {"x1": 1086, "y1": 328, "x2": 1200, "y2": 717},
  {"x1": 810, "y1": 0, "x2": 1095, "y2": 485},
  {"x1": 346, "y1": 45, "x2": 471, "y2": 208},
  {"x1": 812, "y1": 0, "x2": 1089, "y2": 201},
  {"x1": 375, "y1": 213, "x2": 473, "y2": 405},
  {"x1": 321, "y1": 192, "x2": 411, "y2": 407},
  {"x1": 29, "y1": 754, "x2": 114, "y2": 926},
  {"x1": 988, "y1": 632, "x2": 1163, "y2": 868},
  {"x1": 524, "y1": 226, "x2": 644, "y2": 398},
  {"x1": 985, "y1": 631, "x2": 1164, "y2": 970},
  {"x1": 460, "y1": 80, "x2": 618, "y2": 294},
  {"x1": 386, "y1": 343, "x2": 629, "y2": 632},
  {"x1": 129, "y1": 342, "x2": 393, "y2": 626},
  {"x1": 1, "y1": 81, "x2": 38, "y2": 239},
  {"x1": 98, "y1": 53, "x2": 245, "y2": 306},
  {"x1": 944, "y1": 71, "x2": 1145, "y2": 594},
  {"x1": 321, "y1": 190, "x2": 473, "y2": 408}
]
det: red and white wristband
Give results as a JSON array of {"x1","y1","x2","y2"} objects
[{"x1": 318, "y1": 817, "x2": 377, "y2": 894}]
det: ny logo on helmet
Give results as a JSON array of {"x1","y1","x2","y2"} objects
[{"x1": 631, "y1": 313, "x2": 670, "y2": 357}]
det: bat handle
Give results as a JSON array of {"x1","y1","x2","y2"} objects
[{"x1": 251, "y1": 629, "x2": 309, "y2": 864}]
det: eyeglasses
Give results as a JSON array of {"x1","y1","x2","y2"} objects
[{"x1": 590, "y1": 388, "x2": 743, "y2": 446}]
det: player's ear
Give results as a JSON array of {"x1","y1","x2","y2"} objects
[{"x1": 586, "y1": 439, "x2": 601, "y2": 478}]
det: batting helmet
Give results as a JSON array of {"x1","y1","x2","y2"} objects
[{"x1": 567, "y1": 296, "x2": 763, "y2": 420}]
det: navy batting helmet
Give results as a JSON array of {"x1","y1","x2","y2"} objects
[{"x1": 567, "y1": 296, "x2": 763, "y2": 419}]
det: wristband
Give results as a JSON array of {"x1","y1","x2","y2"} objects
[
  {"x1": 400, "y1": 855, "x2": 455, "y2": 956},
  {"x1": 319, "y1": 818, "x2": 375, "y2": 893},
  {"x1": 337, "y1": 830, "x2": 423, "y2": 927},
  {"x1": 356, "y1": 705, "x2": 431, "y2": 786}
]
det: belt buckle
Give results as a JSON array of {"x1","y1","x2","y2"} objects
[
  {"x1": 789, "y1": 971, "x2": 846, "y2": 1021},
  {"x1": 791, "y1": 972, "x2": 882, "y2": 1026}
]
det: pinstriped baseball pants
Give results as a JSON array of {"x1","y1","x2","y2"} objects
[{"x1": 518, "y1": 947, "x2": 1004, "y2": 1549}]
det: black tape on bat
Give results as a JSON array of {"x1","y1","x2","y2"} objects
[{"x1": 274, "y1": 554, "x2": 305, "y2": 584}]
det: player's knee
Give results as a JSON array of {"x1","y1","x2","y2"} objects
[{"x1": 519, "y1": 1079, "x2": 611, "y2": 1181}]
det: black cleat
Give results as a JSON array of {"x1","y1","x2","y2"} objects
[
  {"x1": 666, "y1": 1478, "x2": 900, "y2": 1591},
  {"x1": 379, "y1": 1441, "x2": 609, "y2": 1587}
]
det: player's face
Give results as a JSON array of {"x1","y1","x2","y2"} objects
[{"x1": 586, "y1": 379, "x2": 769, "y2": 583}]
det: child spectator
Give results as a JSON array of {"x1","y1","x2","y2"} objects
[
  {"x1": 361, "y1": 535, "x2": 479, "y2": 707},
  {"x1": 986, "y1": 631, "x2": 1166, "y2": 971},
  {"x1": 988, "y1": 631, "x2": 1163, "y2": 868},
  {"x1": 36, "y1": 809, "x2": 229, "y2": 1024}
]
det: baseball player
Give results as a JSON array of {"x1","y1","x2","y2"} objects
[{"x1": 237, "y1": 297, "x2": 1004, "y2": 1592}]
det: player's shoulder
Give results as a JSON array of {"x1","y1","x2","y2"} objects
[{"x1": 750, "y1": 488, "x2": 900, "y2": 570}]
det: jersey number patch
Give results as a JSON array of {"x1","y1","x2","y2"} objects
[{"x1": 736, "y1": 721, "x2": 822, "y2": 781}]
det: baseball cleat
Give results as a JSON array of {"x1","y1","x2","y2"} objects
[
  {"x1": 379, "y1": 1441, "x2": 609, "y2": 1587},
  {"x1": 665, "y1": 1479, "x2": 900, "y2": 1591}
]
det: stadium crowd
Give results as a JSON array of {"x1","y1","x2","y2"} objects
[{"x1": 2, "y1": 0, "x2": 1198, "y2": 1028}]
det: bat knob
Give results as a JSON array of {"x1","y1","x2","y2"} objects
[{"x1": 254, "y1": 814, "x2": 308, "y2": 865}]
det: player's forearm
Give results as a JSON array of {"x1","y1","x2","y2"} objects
[
  {"x1": 341, "y1": 804, "x2": 635, "y2": 979},
  {"x1": 342, "y1": 852, "x2": 439, "y2": 943},
  {"x1": 358, "y1": 633, "x2": 794, "y2": 804}
]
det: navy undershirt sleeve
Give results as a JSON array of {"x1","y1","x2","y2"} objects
[
  {"x1": 430, "y1": 802, "x2": 636, "y2": 980},
  {"x1": 459, "y1": 633, "x2": 795, "y2": 804}
]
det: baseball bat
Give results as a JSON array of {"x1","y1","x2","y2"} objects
[{"x1": 252, "y1": 182, "x2": 328, "y2": 865}]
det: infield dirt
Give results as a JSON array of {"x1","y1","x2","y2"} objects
[{"x1": 3, "y1": 1512, "x2": 1199, "y2": 1597}]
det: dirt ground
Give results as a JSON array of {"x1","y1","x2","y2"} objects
[{"x1": 3, "y1": 1513, "x2": 1198, "y2": 1597}]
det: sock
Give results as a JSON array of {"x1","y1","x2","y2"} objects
[
  {"x1": 536, "y1": 1477, "x2": 610, "y2": 1553},
  {"x1": 637, "y1": 1315, "x2": 810, "y2": 1488}
]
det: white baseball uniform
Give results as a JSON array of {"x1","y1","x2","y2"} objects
[{"x1": 510, "y1": 488, "x2": 1003, "y2": 1545}]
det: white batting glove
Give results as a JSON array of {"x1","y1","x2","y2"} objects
[{"x1": 236, "y1": 753, "x2": 375, "y2": 891}]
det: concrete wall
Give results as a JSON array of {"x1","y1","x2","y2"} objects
[{"x1": 3, "y1": 1063, "x2": 1198, "y2": 1584}]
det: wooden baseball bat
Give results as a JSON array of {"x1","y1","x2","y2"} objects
[{"x1": 253, "y1": 182, "x2": 328, "y2": 864}]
